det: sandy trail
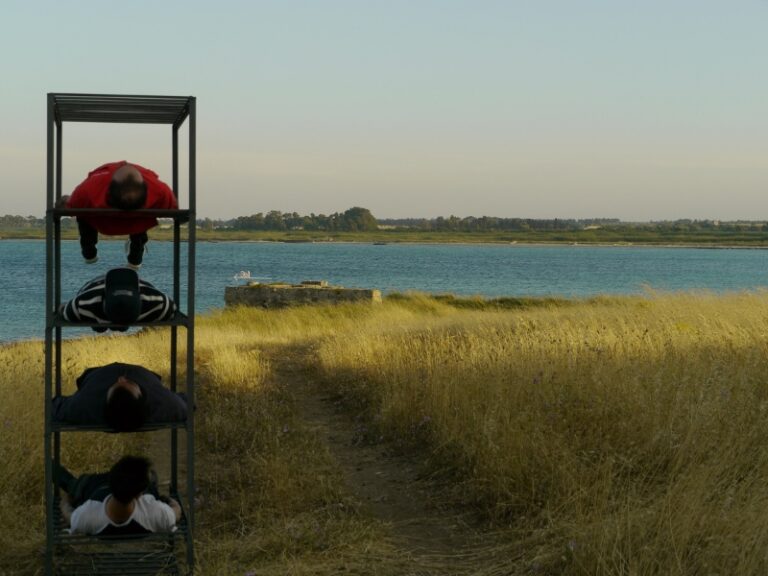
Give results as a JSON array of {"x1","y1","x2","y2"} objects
[{"x1": 264, "y1": 344, "x2": 495, "y2": 571}]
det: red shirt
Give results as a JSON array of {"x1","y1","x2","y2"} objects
[{"x1": 67, "y1": 161, "x2": 178, "y2": 235}]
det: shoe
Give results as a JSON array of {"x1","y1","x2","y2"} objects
[
  {"x1": 82, "y1": 245, "x2": 98, "y2": 263},
  {"x1": 126, "y1": 238, "x2": 148, "y2": 267},
  {"x1": 126, "y1": 262, "x2": 141, "y2": 271}
]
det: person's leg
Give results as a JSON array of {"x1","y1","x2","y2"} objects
[
  {"x1": 55, "y1": 464, "x2": 110, "y2": 506},
  {"x1": 54, "y1": 463, "x2": 77, "y2": 494},
  {"x1": 69, "y1": 472, "x2": 111, "y2": 506},
  {"x1": 127, "y1": 231, "x2": 148, "y2": 267},
  {"x1": 77, "y1": 218, "x2": 98, "y2": 263}
]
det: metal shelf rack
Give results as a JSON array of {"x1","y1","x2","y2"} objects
[{"x1": 44, "y1": 93, "x2": 197, "y2": 575}]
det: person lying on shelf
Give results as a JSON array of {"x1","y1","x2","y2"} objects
[
  {"x1": 57, "y1": 161, "x2": 178, "y2": 269},
  {"x1": 57, "y1": 455, "x2": 181, "y2": 535},
  {"x1": 52, "y1": 363, "x2": 188, "y2": 432},
  {"x1": 60, "y1": 267, "x2": 176, "y2": 332}
]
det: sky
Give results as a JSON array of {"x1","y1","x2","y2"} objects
[{"x1": 1, "y1": 0, "x2": 767, "y2": 221}]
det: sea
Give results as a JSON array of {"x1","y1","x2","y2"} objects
[{"x1": 3, "y1": 238, "x2": 768, "y2": 343}]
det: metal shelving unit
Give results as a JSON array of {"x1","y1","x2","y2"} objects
[{"x1": 44, "y1": 93, "x2": 197, "y2": 575}]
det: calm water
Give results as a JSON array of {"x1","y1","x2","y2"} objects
[{"x1": 3, "y1": 239, "x2": 768, "y2": 343}]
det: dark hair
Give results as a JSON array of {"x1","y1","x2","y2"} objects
[
  {"x1": 104, "y1": 385, "x2": 148, "y2": 432},
  {"x1": 109, "y1": 456, "x2": 151, "y2": 504},
  {"x1": 103, "y1": 268, "x2": 141, "y2": 326},
  {"x1": 107, "y1": 177, "x2": 147, "y2": 210}
]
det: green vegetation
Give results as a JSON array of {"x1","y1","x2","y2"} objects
[
  {"x1": 7, "y1": 226, "x2": 768, "y2": 246},
  {"x1": 3, "y1": 292, "x2": 768, "y2": 573},
  {"x1": 225, "y1": 206, "x2": 378, "y2": 233},
  {"x1": 5, "y1": 211, "x2": 768, "y2": 245}
]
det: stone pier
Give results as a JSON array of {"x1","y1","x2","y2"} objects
[{"x1": 225, "y1": 280, "x2": 382, "y2": 309}]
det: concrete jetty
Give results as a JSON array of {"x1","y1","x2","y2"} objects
[{"x1": 225, "y1": 280, "x2": 382, "y2": 308}]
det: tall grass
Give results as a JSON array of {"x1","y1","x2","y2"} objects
[
  {"x1": 315, "y1": 291, "x2": 768, "y2": 574},
  {"x1": 0, "y1": 306, "x2": 393, "y2": 575},
  {"x1": 4, "y1": 293, "x2": 768, "y2": 574}
]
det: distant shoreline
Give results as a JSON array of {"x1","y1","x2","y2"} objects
[{"x1": 4, "y1": 234, "x2": 768, "y2": 250}]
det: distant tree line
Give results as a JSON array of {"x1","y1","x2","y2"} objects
[
  {"x1": 378, "y1": 217, "x2": 623, "y2": 232},
  {"x1": 217, "y1": 207, "x2": 378, "y2": 232},
  {"x1": 3, "y1": 211, "x2": 768, "y2": 233},
  {"x1": 0, "y1": 215, "x2": 44, "y2": 228},
  {"x1": 196, "y1": 216, "x2": 768, "y2": 233},
  {"x1": 0, "y1": 215, "x2": 76, "y2": 229}
]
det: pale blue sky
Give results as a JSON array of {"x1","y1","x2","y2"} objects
[{"x1": 1, "y1": 1, "x2": 767, "y2": 220}]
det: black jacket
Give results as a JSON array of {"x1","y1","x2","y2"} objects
[{"x1": 52, "y1": 363, "x2": 188, "y2": 426}]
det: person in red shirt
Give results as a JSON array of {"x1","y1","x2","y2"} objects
[{"x1": 60, "y1": 161, "x2": 178, "y2": 268}]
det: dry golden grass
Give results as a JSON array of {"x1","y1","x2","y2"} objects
[
  {"x1": 0, "y1": 308, "x2": 393, "y2": 575},
  {"x1": 3, "y1": 292, "x2": 768, "y2": 574},
  {"x1": 315, "y1": 291, "x2": 768, "y2": 574}
]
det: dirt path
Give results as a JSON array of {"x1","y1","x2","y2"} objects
[{"x1": 265, "y1": 344, "x2": 494, "y2": 569}]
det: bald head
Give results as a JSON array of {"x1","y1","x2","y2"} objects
[
  {"x1": 108, "y1": 164, "x2": 147, "y2": 210},
  {"x1": 113, "y1": 164, "x2": 144, "y2": 185}
]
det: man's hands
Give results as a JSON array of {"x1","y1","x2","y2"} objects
[
  {"x1": 59, "y1": 491, "x2": 73, "y2": 525},
  {"x1": 55, "y1": 195, "x2": 70, "y2": 209},
  {"x1": 168, "y1": 497, "x2": 182, "y2": 521},
  {"x1": 158, "y1": 494, "x2": 183, "y2": 521}
]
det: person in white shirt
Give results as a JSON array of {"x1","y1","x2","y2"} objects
[{"x1": 57, "y1": 456, "x2": 181, "y2": 535}]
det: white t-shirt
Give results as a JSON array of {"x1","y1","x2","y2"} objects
[{"x1": 70, "y1": 494, "x2": 177, "y2": 535}]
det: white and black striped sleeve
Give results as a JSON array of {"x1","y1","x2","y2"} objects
[{"x1": 61, "y1": 276, "x2": 110, "y2": 325}]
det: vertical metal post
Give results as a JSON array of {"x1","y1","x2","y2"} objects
[
  {"x1": 44, "y1": 93, "x2": 55, "y2": 576},
  {"x1": 172, "y1": 125, "x2": 179, "y2": 200},
  {"x1": 186, "y1": 96, "x2": 197, "y2": 572},
  {"x1": 55, "y1": 120, "x2": 62, "y2": 397},
  {"x1": 170, "y1": 124, "x2": 180, "y2": 495},
  {"x1": 53, "y1": 117, "x2": 63, "y2": 525},
  {"x1": 172, "y1": 123, "x2": 180, "y2": 369}
]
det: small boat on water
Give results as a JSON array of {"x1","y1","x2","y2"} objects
[{"x1": 233, "y1": 270, "x2": 251, "y2": 281}]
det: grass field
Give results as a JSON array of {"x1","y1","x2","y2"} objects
[{"x1": 2, "y1": 292, "x2": 768, "y2": 574}]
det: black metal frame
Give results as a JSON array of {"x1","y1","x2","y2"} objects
[{"x1": 45, "y1": 93, "x2": 196, "y2": 575}]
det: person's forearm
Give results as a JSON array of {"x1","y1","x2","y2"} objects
[
  {"x1": 169, "y1": 498, "x2": 182, "y2": 521},
  {"x1": 59, "y1": 493, "x2": 73, "y2": 524}
]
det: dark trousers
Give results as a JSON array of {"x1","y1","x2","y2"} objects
[
  {"x1": 56, "y1": 463, "x2": 159, "y2": 506},
  {"x1": 77, "y1": 219, "x2": 148, "y2": 265}
]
